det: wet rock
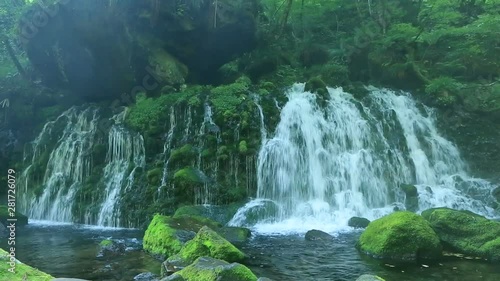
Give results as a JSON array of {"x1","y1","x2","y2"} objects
[
  {"x1": 257, "y1": 278, "x2": 275, "y2": 281},
  {"x1": 160, "y1": 274, "x2": 186, "y2": 281},
  {"x1": 400, "y1": 184, "x2": 419, "y2": 212},
  {"x1": 165, "y1": 256, "x2": 257, "y2": 281},
  {"x1": 422, "y1": 208, "x2": 500, "y2": 261},
  {"x1": 134, "y1": 272, "x2": 160, "y2": 281},
  {"x1": 305, "y1": 229, "x2": 333, "y2": 241},
  {"x1": 356, "y1": 211, "x2": 442, "y2": 261},
  {"x1": 0, "y1": 248, "x2": 54, "y2": 280},
  {"x1": 356, "y1": 275, "x2": 386, "y2": 281},
  {"x1": 217, "y1": 227, "x2": 252, "y2": 244},
  {"x1": 96, "y1": 239, "x2": 125, "y2": 258},
  {"x1": 493, "y1": 187, "x2": 500, "y2": 203},
  {"x1": 348, "y1": 217, "x2": 370, "y2": 228},
  {"x1": 163, "y1": 226, "x2": 246, "y2": 276},
  {"x1": 0, "y1": 205, "x2": 28, "y2": 226},
  {"x1": 0, "y1": 222, "x2": 7, "y2": 238},
  {"x1": 52, "y1": 279, "x2": 92, "y2": 281}
]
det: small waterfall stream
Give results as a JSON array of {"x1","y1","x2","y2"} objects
[{"x1": 229, "y1": 84, "x2": 497, "y2": 233}]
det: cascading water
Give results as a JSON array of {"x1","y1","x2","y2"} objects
[
  {"x1": 229, "y1": 84, "x2": 497, "y2": 234},
  {"x1": 95, "y1": 111, "x2": 146, "y2": 227},
  {"x1": 19, "y1": 107, "x2": 99, "y2": 222},
  {"x1": 159, "y1": 106, "x2": 177, "y2": 196}
]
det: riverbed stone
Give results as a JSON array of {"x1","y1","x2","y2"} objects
[
  {"x1": 166, "y1": 256, "x2": 257, "y2": 281},
  {"x1": 348, "y1": 217, "x2": 371, "y2": 228},
  {"x1": 97, "y1": 239, "x2": 125, "y2": 258},
  {"x1": 134, "y1": 272, "x2": 160, "y2": 281},
  {"x1": 305, "y1": 229, "x2": 334, "y2": 241},
  {"x1": 0, "y1": 205, "x2": 28, "y2": 226},
  {"x1": 356, "y1": 211, "x2": 442, "y2": 261},
  {"x1": 257, "y1": 278, "x2": 275, "y2": 281},
  {"x1": 421, "y1": 207, "x2": 500, "y2": 261},
  {"x1": 0, "y1": 248, "x2": 54, "y2": 281},
  {"x1": 163, "y1": 226, "x2": 246, "y2": 275},
  {"x1": 356, "y1": 275, "x2": 386, "y2": 281}
]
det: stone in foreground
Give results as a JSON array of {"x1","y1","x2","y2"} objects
[
  {"x1": 422, "y1": 208, "x2": 500, "y2": 261},
  {"x1": 356, "y1": 211, "x2": 442, "y2": 261},
  {"x1": 164, "y1": 256, "x2": 257, "y2": 281},
  {"x1": 348, "y1": 217, "x2": 370, "y2": 228}
]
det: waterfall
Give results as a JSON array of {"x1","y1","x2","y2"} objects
[
  {"x1": 95, "y1": 111, "x2": 145, "y2": 227},
  {"x1": 19, "y1": 107, "x2": 99, "y2": 222},
  {"x1": 229, "y1": 84, "x2": 497, "y2": 234},
  {"x1": 159, "y1": 106, "x2": 177, "y2": 196}
]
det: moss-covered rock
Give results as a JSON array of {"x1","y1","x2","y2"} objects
[
  {"x1": 169, "y1": 144, "x2": 197, "y2": 166},
  {"x1": 0, "y1": 205, "x2": 28, "y2": 226},
  {"x1": 143, "y1": 214, "x2": 222, "y2": 260},
  {"x1": 166, "y1": 256, "x2": 257, "y2": 281},
  {"x1": 356, "y1": 211, "x2": 442, "y2": 261},
  {"x1": 0, "y1": 248, "x2": 53, "y2": 281},
  {"x1": 421, "y1": 208, "x2": 500, "y2": 261},
  {"x1": 165, "y1": 226, "x2": 246, "y2": 268},
  {"x1": 216, "y1": 227, "x2": 252, "y2": 244},
  {"x1": 348, "y1": 217, "x2": 370, "y2": 228}
]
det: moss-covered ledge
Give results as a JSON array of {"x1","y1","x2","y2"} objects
[{"x1": 0, "y1": 248, "x2": 53, "y2": 281}]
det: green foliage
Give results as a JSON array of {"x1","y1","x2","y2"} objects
[
  {"x1": 357, "y1": 211, "x2": 442, "y2": 261},
  {"x1": 210, "y1": 77, "x2": 250, "y2": 119},
  {"x1": 238, "y1": 140, "x2": 248, "y2": 154},
  {"x1": 170, "y1": 144, "x2": 196, "y2": 165},
  {"x1": 425, "y1": 77, "x2": 462, "y2": 106}
]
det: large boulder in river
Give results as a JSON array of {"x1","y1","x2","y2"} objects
[
  {"x1": 400, "y1": 184, "x2": 419, "y2": 212},
  {"x1": 163, "y1": 256, "x2": 257, "y2": 281},
  {"x1": 422, "y1": 208, "x2": 500, "y2": 261},
  {"x1": 0, "y1": 248, "x2": 54, "y2": 280},
  {"x1": 305, "y1": 229, "x2": 333, "y2": 241},
  {"x1": 143, "y1": 214, "x2": 221, "y2": 259},
  {"x1": 356, "y1": 211, "x2": 442, "y2": 261},
  {"x1": 163, "y1": 226, "x2": 246, "y2": 275}
]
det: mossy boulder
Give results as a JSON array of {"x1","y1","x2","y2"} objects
[
  {"x1": 164, "y1": 226, "x2": 246, "y2": 272},
  {"x1": 348, "y1": 217, "x2": 370, "y2": 228},
  {"x1": 0, "y1": 248, "x2": 53, "y2": 281},
  {"x1": 165, "y1": 256, "x2": 257, "y2": 281},
  {"x1": 143, "y1": 214, "x2": 222, "y2": 260},
  {"x1": 421, "y1": 208, "x2": 500, "y2": 261},
  {"x1": 356, "y1": 211, "x2": 442, "y2": 261},
  {"x1": 0, "y1": 205, "x2": 28, "y2": 226},
  {"x1": 169, "y1": 144, "x2": 197, "y2": 166},
  {"x1": 400, "y1": 184, "x2": 419, "y2": 212}
]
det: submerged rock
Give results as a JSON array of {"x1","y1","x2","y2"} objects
[
  {"x1": 348, "y1": 217, "x2": 370, "y2": 228},
  {"x1": 165, "y1": 256, "x2": 257, "y2": 281},
  {"x1": 356, "y1": 275, "x2": 386, "y2": 281},
  {"x1": 256, "y1": 278, "x2": 275, "y2": 281},
  {"x1": 356, "y1": 211, "x2": 442, "y2": 261},
  {"x1": 97, "y1": 239, "x2": 125, "y2": 258},
  {"x1": 305, "y1": 229, "x2": 334, "y2": 241},
  {"x1": 163, "y1": 226, "x2": 246, "y2": 275},
  {"x1": 0, "y1": 248, "x2": 54, "y2": 281},
  {"x1": 133, "y1": 272, "x2": 160, "y2": 281},
  {"x1": 422, "y1": 208, "x2": 500, "y2": 261}
]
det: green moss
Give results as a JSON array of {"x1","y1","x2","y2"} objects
[
  {"x1": 0, "y1": 205, "x2": 28, "y2": 226},
  {"x1": 99, "y1": 239, "x2": 113, "y2": 247},
  {"x1": 304, "y1": 76, "x2": 329, "y2": 105},
  {"x1": 421, "y1": 208, "x2": 500, "y2": 261},
  {"x1": 238, "y1": 141, "x2": 248, "y2": 154},
  {"x1": 173, "y1": 168, "x2": 203, "y2": 184},
  {"x1": 143, "y1": 214, "x2": 184, "y2": 259},
  {"x1": 167, "y1": 226, "x2": 246, "y2": 266},
  {"x1": 0, "y1": 248, "x2": 53, "y2": 281},
  {"x1": 356, "y1": 211, "x2": 442, "y2": 261},
  {"x1": 173, "y1": 257, "x2": 257, "y2": 281},
  {"x1": 169, "y1": 144, "x2": 196, "y2": 165},
  {"x1": 147, "y1": 168, "x2": 163, "y2": 185},
  {"x1": 210, "y1": 77, "x2": 250, "y2": 119}
]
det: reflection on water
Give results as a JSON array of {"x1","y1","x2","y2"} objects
[
  {"x1": 0, "y1": 222, "x2": 161, "y2": 281},
  {"x1": 241, "y1": 232, "x2": 500, "y2": 281},
  {"x1": 2, "y1": 223, "x2": 500, "y2": 281}
]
